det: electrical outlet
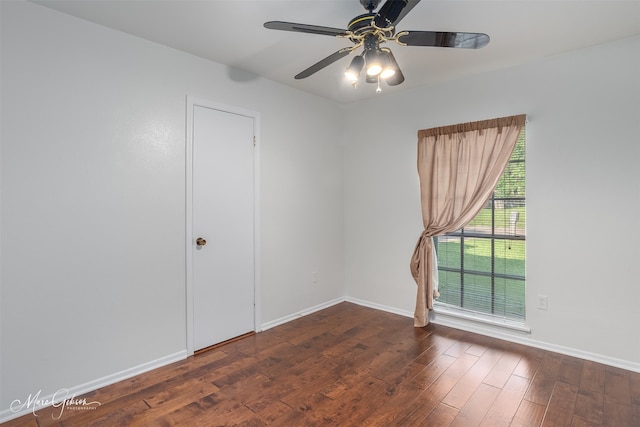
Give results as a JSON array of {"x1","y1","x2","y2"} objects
[
  {"x1": 537, "y1": 295, "x2": 548, "y2": 311},
  {"x1": 311, "y1": 271, "x2": 319, "y2": 284}
]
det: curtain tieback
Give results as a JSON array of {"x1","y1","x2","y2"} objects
[{"x1": 411, "y1": 230, "x2": 432, "y2": 278}]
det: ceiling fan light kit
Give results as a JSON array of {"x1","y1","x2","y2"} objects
[
  {"x1": 345, "y1": 55, "x2": 365, "y2": 82},
  {"x1": 379, "y1": 52, "x2": 396, "y2": 79},
  {"x1": 365, "y1": 49, "x2": 383, "y2": 76},
  {"x1": 264, "y1": 0, "x2": 489, "y2": 93}
]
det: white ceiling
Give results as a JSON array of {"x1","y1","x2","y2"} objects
[{"x1": 31, "y1": 0, "x2": 640, "y2": 104}]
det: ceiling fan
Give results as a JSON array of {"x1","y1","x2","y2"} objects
[{"x1": 264, "y1": 0, "x2": 489, "y2": 91}]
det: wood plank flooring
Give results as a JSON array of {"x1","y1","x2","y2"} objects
[{"x1": 3, "y1": 302, "x2": 639, "y2": 426}]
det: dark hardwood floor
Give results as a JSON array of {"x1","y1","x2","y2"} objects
[{"x1": 3, "y1": 302, "x2": 639, "y2": 426}]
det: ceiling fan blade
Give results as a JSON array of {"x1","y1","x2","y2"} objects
[
  {"x1": 373, "y1": 0, "x2": 420, "y2": 28},
  {"x1": 381, "y1": 48, "x2": 405, "y2": 86},
  {"x1": 264, "y1": 21, "x2": 348, "y2": 37},
  {"x1": 397, "y1": 31, "x2": 490, "y2": 49},
  {"x1": 390, "y1": 0, "x2": 421, "y2": 26},
  {"x1": 295, "y1": 48, "x2": 354, "y2": 79}
]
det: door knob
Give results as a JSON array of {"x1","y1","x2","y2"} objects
[{"x1": 196, "y1": 237, "x2": 207, "y2": 246}]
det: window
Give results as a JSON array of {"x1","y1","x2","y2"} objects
[{"x1": 435, "y1": 127, "x2": 526, "y2": 321}]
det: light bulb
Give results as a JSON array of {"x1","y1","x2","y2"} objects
[
  {"x1": 367, "y1": 64, "x2": 382, "y2": 76},
  {"x1": 345, "y1": 70, "x2": 359, "y2": 82},
  {"x1": 380, "y1": 67, "x2": 395, "y2": 79}
]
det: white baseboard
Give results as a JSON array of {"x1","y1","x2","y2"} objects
[
  {"x1": 346, "y1": 297, "x2": 640, "y2": 374},
  {"x1": 431, "y1": 310, "x2": 640, "y2": 373},
  {"x1": 260, "y1": 297, "x2": 347, "y2": 331},
  {"x1": 0, "y1": 350, "x2": 188, "y2": 423},
  {"x1": 346, "y1": 296, "x2": 414, "y2": 319}
]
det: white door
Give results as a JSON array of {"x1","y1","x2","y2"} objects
[{"x1": 192, "y1": 105, "x2": 255, "y2": 351}]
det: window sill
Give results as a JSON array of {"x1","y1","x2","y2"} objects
[{"x1": 433, "y1": 303, "x2": 531, "y2": 334}]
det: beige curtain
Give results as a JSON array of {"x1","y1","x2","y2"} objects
[{"x1": 410, "y1": 115, "x2": 526, "y2": 327}]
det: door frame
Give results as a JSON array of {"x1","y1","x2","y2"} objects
[{"x1": 185, "y1": 96, "x2": 261, "y2": 356}]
